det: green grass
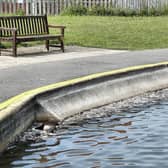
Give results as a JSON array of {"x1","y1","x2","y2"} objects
[
  {"x1": 1, "y1": 16, "x2": 168, "y2": 50},
  {"x1": 48, "y1": 16, "x2": 168, "y2": 50}
]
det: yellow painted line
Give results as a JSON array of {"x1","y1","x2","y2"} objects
[{"x1": 0, "y1": 61, "x2": 168, "y2": 111}]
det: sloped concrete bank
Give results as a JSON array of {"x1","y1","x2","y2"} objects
[{"x1": 0, "y1": 62, "x2": 168, "y2": 153}]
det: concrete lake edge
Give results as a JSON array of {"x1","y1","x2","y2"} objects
[{"x1": 0, "y1": 61, "x2": 168, "y2": 153}]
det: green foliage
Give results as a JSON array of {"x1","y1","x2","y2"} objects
[
  {"x1": 61, "y1": 5, "x2": 87, "y2": 16},
  {"x1": 88, "y1": 6, "x2": 107, "y2": 16},
  {"x1": 160, "y1": 5, "x2": 168, "y2": 15},
  {"x1": 148, "y1": 7, "x2": 160, "y2": 16},
  {"x1": 139, "y1": 7, "x2": 148, "y2": 16},
  {"x1": 61, "y1": 5, "x2": 168, "y2": 17},
  {"x1": 16, "y1": 8, "x2": 26, "y2": 16}
]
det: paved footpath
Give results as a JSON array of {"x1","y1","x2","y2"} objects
[{"x1": 0, "y1": 46, "x2": 168, "y2": 103}]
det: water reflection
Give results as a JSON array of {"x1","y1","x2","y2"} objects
[{"x1": 0, "y1": 92, "x2": 168, "y2": 167}]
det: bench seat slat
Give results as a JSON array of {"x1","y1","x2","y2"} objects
[
  {"x1": 17, "y1": 34, "x2": 62, "y2": 41},
  {"x1": 0, "y1": 37, "x2": 13, "y2": 41},
  {"x1": 1, "y1": 34, "x2": 62, "y2": 41}
]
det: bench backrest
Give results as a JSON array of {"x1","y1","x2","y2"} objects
[{"x1": 0, "y1": 15, "x2": 49, "y2": 37}]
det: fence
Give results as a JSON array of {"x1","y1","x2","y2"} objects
[
  {"x1": 1, "y1": 0, "x2": 168, "y2": 15},
  {"x1": 0, "y1": 0, "x2": 25, "y2": 14}
]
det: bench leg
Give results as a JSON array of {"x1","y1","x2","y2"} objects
[
  {"x1": 46, "y1": 40, "x2": 49, "y2": 51},
  {"x1": 13, "y1": 41, "x2": 17, "y2": 57},
  {"x1": 60, "y1": 38, "x2": 64, "y2": 52},
  {"x1": 0, "y1": 43, "x2": 1, "y2": 56},
  {"x1": 0, "y1": 39, "x2": 2, "y2": 56}
]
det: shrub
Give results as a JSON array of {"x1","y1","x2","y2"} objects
[
  {"x1": 112, "y1": 8, "x2": 121, "y2": 16},
  {"x1": 61, "y1": 5, "x2": 168, "y2": 17},
  {"x1": 160, "y1": 5, "x2": 168, "y2": 15},
  {"x1": 61, "y1": 6, "x2": 87, "y2": 16},
  {"x1": 148, "y1": 7, "x2": 160, "y2": 16},
  {"x1": 125, "y1": 9, "x2": 138, "y2": 16},
  {"x1": 118, "y1": 8, "x2": 128, "y2": 16},
  {"x1": 139, "y1": 7, "x2": 149, "y2": 16},
  {"x1": 88, "y1": 6, "x2": 106, "y2": 16},
  {"x1": 16, "y1": 8, "x2": 25, "y2": 16}
]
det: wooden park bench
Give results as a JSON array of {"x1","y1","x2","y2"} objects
[{"x1": 0, "y1": 15, "x2": 66, "y2": 57}]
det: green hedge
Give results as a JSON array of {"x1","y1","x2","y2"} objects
[{"x1": 61, "y1": 5, "x2": 168, "y2": 16}]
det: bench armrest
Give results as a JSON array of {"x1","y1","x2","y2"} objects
[
  {"x1": 48, "y1": 25, "x2": 66, "y2": 37},
  {"x1": 48, "y1": 25, "x2": 66, "y2": 29}
]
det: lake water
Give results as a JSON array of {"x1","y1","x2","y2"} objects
[{"x1": 0, "y1": 90, "x2": 168, "y2": 168}]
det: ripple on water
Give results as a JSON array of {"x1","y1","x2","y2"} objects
[{"x1": 0, "y1": 89, "x2": 168, "y2": 168}]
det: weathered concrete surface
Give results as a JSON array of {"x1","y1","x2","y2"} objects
[
  {"x1": 37, "y1": 66, "x2": 168, "y2": 122},
  {"x1": 0, "y1": 46, "x2": 127, "y2": 70},
  {"x1": 0, "y1": 98, "x2": 36, "y2": 153},
  {"x1": 0, "y1": 46, "x2": 168, "y2": 103}
]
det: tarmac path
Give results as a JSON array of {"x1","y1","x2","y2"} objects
[{"x1": 0, "y1": 46, "x2": 168, "y2": 103}]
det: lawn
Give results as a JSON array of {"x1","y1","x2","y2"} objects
[
  {"x1": 1, "y1": 15, "x2": 168, "y2": 50},
  {"x1": 48, "y1": 16, "x2": 168, "y2": 50}
]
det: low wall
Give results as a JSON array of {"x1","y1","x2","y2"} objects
[
  {"x1": 0, "y1": 62, "x2": 168, "y2": 153},
  {"x1": 37, "y1": 65, "x2": 168, "y2": 122},
  {"x1": 0, "y1": 99, "x2": 36, "y2": 152}
]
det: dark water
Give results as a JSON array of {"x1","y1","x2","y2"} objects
[{"x1": 1, "y1": 99, "x2": 168, "y2": 167}]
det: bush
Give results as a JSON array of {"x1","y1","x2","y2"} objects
[
  {"x1": 87, "y1": 7, "x2": 138, "y2": 16},
  {"x1": 139, "y1": 7, "x2": 148, "y2": 16},
  {"x1": 160, "y1": 5, "x2": 168, "y2": 15},
  {"x1": 61, "y1": 6, "x2": 87, "y2": 16},
  {"x1": 61, "y1": 5, "x2": 168, "y2": 17},
  {"x1": 89, "y1": 6, "x2": 106, "y2": 16},
  {"x1": 16, "y1": 8, "x2": 25, "y2": 16},
  {"x1": 125, "y1": 9, "x2": 138, "y2": 16},
  {"x1": 148, "y1": 7, "x2": 160, "y2": 16}
]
